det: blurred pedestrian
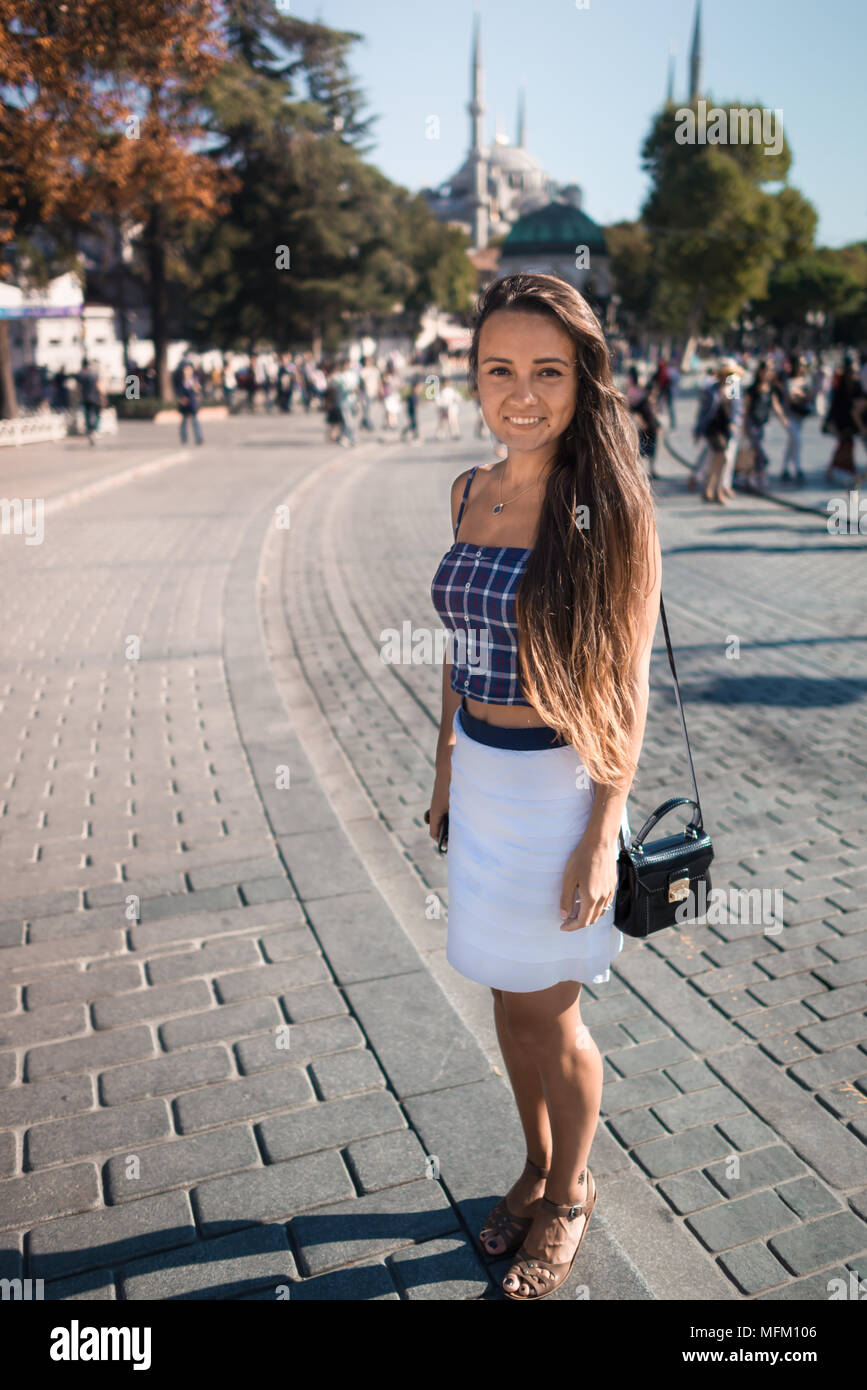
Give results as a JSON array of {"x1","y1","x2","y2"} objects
[
  {"x1": 223, "y1": 359, "x2": 237, "y2": 412},
  {"x1": 359, "y1": 356, "x2": 382, "y2": 431},
  {"x1": 824, "y1": 357, "x2": 867, "y2": 483},
  {"x1": 694, "y1": 358, "x2": 744, "y2": 504},
  {"x1": 176, "y1": 362, "x2": 203, "y2": 445},
  {"x1": 626, "y1": 366, "x2": 659, "y2": 480},
  {"x1": 78, "y1": 358, "x2": 103, "y2": 445},
  {"x1": 435, "y1": 381, "x2": 461, "y2": 440},
  {"x1": 401, "y1": 375, "x2": 422, "y2": 442},
  {"x1": 742, "y1": 360, "x2": 787, "y2": 491},
  {"x1": 382, "y1": 370, "x2": 402, "y2": 433},
  {"x1": 778, "y1": 356, "x2": 813, "y2": 486},
  {"x1": 652, "y1": 356, "x2": 677, "y2": 428}
]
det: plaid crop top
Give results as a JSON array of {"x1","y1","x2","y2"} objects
[{"x1": 430, "y1": 466, "x2": 533, "y2": 705}]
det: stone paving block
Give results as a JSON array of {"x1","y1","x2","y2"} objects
[
  {"x1": 234, "y1": 1015, "x2": 364, "y2": 1073},
  {"x1": 104, "y1": 1125, "x2": 259, "y2": 1203},
  {"x1": 144, "y1": 937, "x2": 262, "y2": 986},
  {"x1": 257, "y1": 1090, "x2": 406, "y2": 1164},
  {"x1": 309, "y1": 1049, "x2": 386, "y2": 1101},
  {"x1": 605, "y1": 1108, "x2": 669, "y2": 1148},
  {"x1": 816, "y1": 931, "x2": 867, "y2": 963},
  {"x1": 290, "y1": 1177, "x2": 460, "y2": 1277},
  {"x1": 581, "y1": 991, "x2": 652, "y2": 1027},
  {"x1": 130, "y1": 899, "x2": 298, "y2": 953},
  {"x1": 708, "y1": 1044, "x2": 867, "y2": 1189},
  {"x1": 0, "y1": 1051, "x2": 17, "y2": 1087},
  {"x1": 136, "y1": 886, "x2": 242, "y2": 922},
  {"x1": 754, "y1": 1266, "x2": 858, "y2": 1301},
  {"x1": 651, "y1": 1085, "x2": 747, "y2": 1132},
  {"x1": 0, "y1": 1130, "x2": 16, "y2": 1178},
  {"x1": 44, "y1": 1268, "x2": 117, "y2": 1300},
  {"x1": 747, "y1": 973, "x2": 829, "y2": 1007},
  {"x1": 280, "y1": 983, "x2": 348, "y2": 1024},
  {"x1": 26, "y1": 1098, "x2": 171, "y2": 1169},
  {"x1": 193, "y1": 1148, "x2": 354, "y2": 1237},
  {"x1": 0, "y1": 1074, "x2": 94, "y2": 1128},
  {"x1": 239, "y1": 876, "x2": 296, "y2": 906},
  {"x1": 214, "y1": 961, "x2": 318, "y2": 1005},
  {"x1": 0, "y1": 1162, "x2": 100, "y2": 1232},
  {"x1": 737, "y1": 1001, "x2": 825, "y2": 1039},
  {"x1": 92, "y1": 979, "x2": 212, "y2": 1030},
  {"x1": 345, "y1": 971, "x2": 490, "y2": 1099},
  {"x1": 761, "y1": 945, "x2": 841, "y2": 978},
  {"x1": 24, "y1": 962, "x2": 144, "y2": 1010},
  {"x1": 0, "y1": 1002, "x2": 88, "y2": 1050},
  {"x1": 100, "y1": 1045, "x2": 233, "y2": 1105},
  {"x1": 588, "y1": 1022, "x2": 634, "y2": 1053},
  {"x1": 258, "y1": 927, "x2": 322, "y2": 964},
  {"x1": 788, "y1": 1046, "x2": 867, "y2": 1090},
  {"x1": 664, "y1": 1059, "x2": 719, "y2": 1093},
  {"x1": 303, "y1": 890, "x2": 422, "y2": 984},
  {"x1": 29, "y1": 1189, "x2": 195, "y2": 1280},
  {"x1": 686, "y1": 1190, "x2": 797, "y2": 1253},
  {"x1": 704, "y1": 1144, "x2": 808, "y2": 1198},
  {"x1": 692, "y1": 963, "x2": 771, "y2": 996},
  {"x1": 775, "y1": 1176, "x2": 843, "y2": 1221},
  {"x1": 344, "y1": 1129, "x2": 431, "y2": 1193},
  {"x1": 757, "y1": 1033, "x2": 817, "y2": 1065},
  {"x1": 281, "y1": 1259, "x2": 399, "y2": 1300},
  {"x1": 618, "y1": 1014, "x2": 672, "y2": 1042},
  {"x1": 186, "y1": 857, "x2": 283, "y2": 892},
  {"x1": 174, "y1": 1066, "x2": 313, "y2": 1133},
  {"x1": 0, "y1": 928, "x2": 126, "y2": 976},
  {"x1": 119, "y1": 1222, "x2": 298, "y2": 1300},
  {"x1": 717, "y1": 1242, "x2": 791, "y2": 1296},
  {"x1": 278, "y1": 828, "x2": 373, "y2": 901},
  {"x1": 159, "y1": 997, "x2": 281, "y2": 1050},
  {"x1": 25, "y1": 1026, "x2": 156, "y2": 1082},
  {"x1": 657, "y1": 1170, "x2": 723, "y2": 1215},
  {"x1": 714, "y1": 1113, "x2": 778, "y2": 1151},
  {"x1": 389, "y1": 1235, "x2": 490, "y2": 1299},
  {"x1": 600, "y1": 1071, "x2": 680, "y2": 1116},
  {"x1": 608, "y1": 1037, "x2": 694, "y2": 1077},
  {"x1": 806, "y1": 983, "x2": 867, "y2": 1019},
  {"x1": 768, "y1": 1212, "x2": 867, "y2": 1277},
  {"x1": 631, "y1": 1125, "x2": 734, "y2": 1179}
]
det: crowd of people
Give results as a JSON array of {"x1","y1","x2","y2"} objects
[{"x1": 624, "y1": 349, "x2": 867, "y2": 501}]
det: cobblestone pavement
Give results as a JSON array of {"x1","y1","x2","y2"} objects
[{"x1": 0, "y1": 396, "x2": 865, "y2": 1301}]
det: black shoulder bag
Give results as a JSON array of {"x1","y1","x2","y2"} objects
[{"x1": 614, "y1": 596, "x2": 714, "y2": 938}]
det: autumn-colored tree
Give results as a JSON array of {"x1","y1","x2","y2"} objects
[{"x1": 0, "y1": 1, "x2": 236, "y2": 412}]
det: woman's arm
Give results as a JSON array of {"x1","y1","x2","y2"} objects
[
  {"x1": 427, "y1": 472, "x2": 472, "y2": 839},
  {"x1": 560, "y1": 519, "x2": 663, "y2": 930}
]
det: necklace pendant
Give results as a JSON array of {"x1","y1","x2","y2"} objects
[{"x1": 492, "y1": 502, "x2": 504, "y2": 514}]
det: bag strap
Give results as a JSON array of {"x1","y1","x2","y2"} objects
[
  {"x1": 619, "y1": 593, "x2": 704, "y2": 848},
  {"x1": 659, "y1": 594, "x2": 704, "y2": 828}
]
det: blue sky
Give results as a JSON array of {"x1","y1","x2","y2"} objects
[{"x1": 297, "y1": 0, "x2": 865, "y2": 248}]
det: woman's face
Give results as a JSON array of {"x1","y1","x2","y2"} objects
[{"x1": 476, "y1": 309, "x2": 579, "y2": 451}]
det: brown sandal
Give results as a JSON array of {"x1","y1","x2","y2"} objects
[
  {"x1": 478, "y1": 1156, "x2": 550, "y2": 1259},
  {"x1": 502, "y1": 1170, "x2": 597, "y2": 1300}
]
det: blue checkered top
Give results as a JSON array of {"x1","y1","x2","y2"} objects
[{"x1": 430, "y1": 466, "x2": 533, "y2": 705}]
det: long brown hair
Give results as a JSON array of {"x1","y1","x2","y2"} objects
[{"x1": 468, "y1": 273, "x2": 656, "y2": 789}]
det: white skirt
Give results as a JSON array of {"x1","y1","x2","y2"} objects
[{"x1": 446, "y1": 705, "x2": 629, "y2": 993}]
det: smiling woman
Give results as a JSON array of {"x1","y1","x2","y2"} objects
[{"x1": 427, "y1": 272, "x2": 661, "y2": 1301}]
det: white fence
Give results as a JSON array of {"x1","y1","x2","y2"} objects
[{"x1": 0, "y1": 407, "x2": 118, "y2": 447}]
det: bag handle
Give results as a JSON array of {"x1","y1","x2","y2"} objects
[
  {"x1": 619, "y1": 594, "x2": 705, "y2": 850},
  {"x1": 631, "y1": 796, "x2": 702, "y2": 850}
]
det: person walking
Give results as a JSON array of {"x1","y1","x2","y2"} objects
[
  {"x1": 78, "y1": 358, "x2": 103, "y2": 445},
  {"x1": 400, "y1": 374, "x2": 422, "y2": 442},
  {"x1": 176, "y1": 362, "x2": 204, "y2": 445},
  {"x1": 741, "y1": 360, "x2": 788, "y2": 491},
  {"x1": 435, "y1": 381, "x2": 461, "y2": 440},
  {"x1": 692, "y1": 359, "x2": 743, "y2": 503},
  {"x1": 778, "y1": 356, "x2": 813, "y2": 485},
  {"x1": 429, "y1": 272, "x2": 660, "y2": 1301},
  {"x1": 222, "y1": 358, "x2": 237, "y2": 413},
  {"x1": 333, "y1": 357, "x2": 359, "y2": 447},
  {"x1": 626, "y1": 366, "x2": 660, "y2": 480},
  {"x1": 359, "y1": 356, "x2": 383, "y2": 431},
  {"x1": 382, "y1": 370, "x2": 402, "y2": 433},
  {"x1": 824, "y1": 357, "x2": 867, "y2": 483}
]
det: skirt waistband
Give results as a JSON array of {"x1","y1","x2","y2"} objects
[{"x1": 459, "y1": 697, "x2": 568, "y2": 750}]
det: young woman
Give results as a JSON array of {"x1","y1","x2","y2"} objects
[
  {"x1": 779, "y1": 356, "x2": 813, "y2": 485},
  {"x1": 742, "y1": 360, "x2": 788, "y2": 491},
  {"x1": 429, "y1": 273, "x2": 661, "y2": 1301}
]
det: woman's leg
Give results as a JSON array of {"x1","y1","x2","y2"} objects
[
  {"x1": 480, "y1": 988, "x2": 552, "y2": 1256},
  {"x1": 704, "y1": 446, "x2": 725, "y2": 500},
  {"x1": 500, "y1": 980, "x2": 600, "y2": 1294}
]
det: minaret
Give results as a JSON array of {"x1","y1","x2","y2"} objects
[
  {"x1": 689, "y1": 0, "x2": 702, "y2": 102},
  {"x1": 665, "y1": 46, "x2": 675, "y2": 106},
  {"x1": 516, "y1": 85, "x2": 526, "y2": 148},
  {"x1": 468, "y1": 12, "x2": 488, "y2": 249}
]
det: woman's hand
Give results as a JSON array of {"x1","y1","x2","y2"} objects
[
  {"x1": 559, "y1": 832, "x2": 619, "y2": 931},
  {"x1": 426, "y1": 767, "x2": 451, "y2": 844}
]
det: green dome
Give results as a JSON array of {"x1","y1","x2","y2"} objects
[{"x1": 502, "y1": 201, "x2": 607, "y2": 257}]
